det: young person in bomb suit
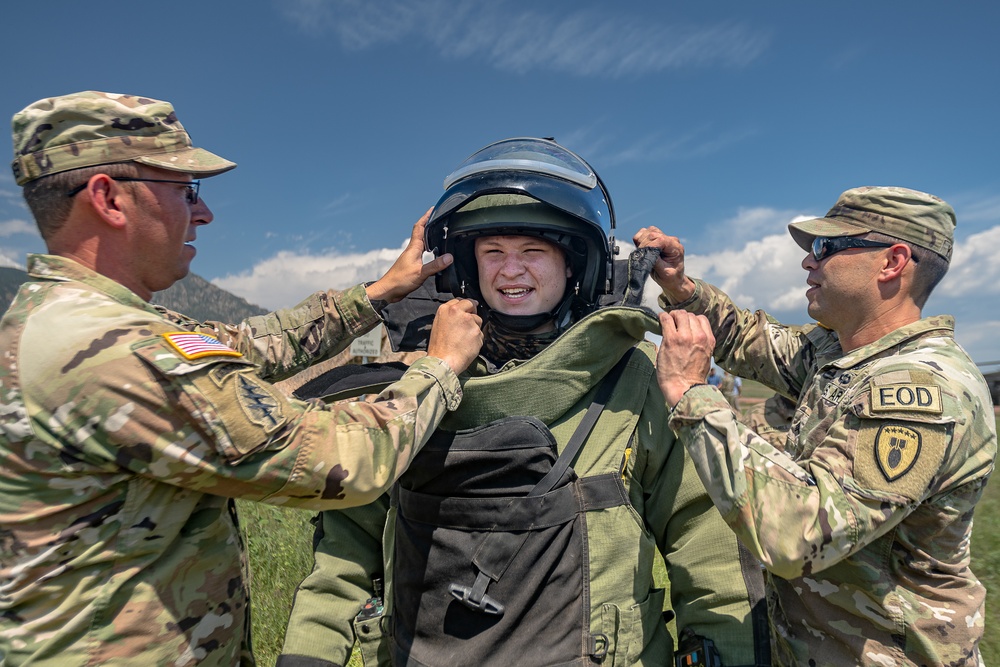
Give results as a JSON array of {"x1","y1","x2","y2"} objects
[{"x1": 278, "y1": 139, "x2": 770, "y2": 667}]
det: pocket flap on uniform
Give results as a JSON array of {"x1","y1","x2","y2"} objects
[{"x1": 131, "y1": 333, "x2": 285, "y2": 462}]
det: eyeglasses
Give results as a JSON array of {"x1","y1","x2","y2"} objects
[
  {"x1": 810, "y1": 236, "x2": 892, "y2": 261},
  {"x1": 67, "y1": 177, "x2": 201, "y2": 204}
]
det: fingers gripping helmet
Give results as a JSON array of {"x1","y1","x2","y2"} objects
[{"x1": 425, "y1": 138, "x2": 616, "y2": 316}]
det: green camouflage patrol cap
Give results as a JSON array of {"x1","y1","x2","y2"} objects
[
  {"x1": 788, "y1": 186, "x2": 956, "y2": 261},
  {"x1": 11, "y1": 91, "x2": 236, "y2": 185}
]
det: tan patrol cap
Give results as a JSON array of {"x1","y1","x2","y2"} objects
[
  {"x1": 11, "y1": 90, "x2": 236, "y2": 185},
  {"x1": 788, "y1": 186, "x2": 956, "y2": 261}
]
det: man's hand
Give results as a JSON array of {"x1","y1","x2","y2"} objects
[
  {"x1": 656, "y1": 310, "x2": 716, "y2": 407},
  {"x1": 632, "y1": 226, "x2": 696, "y2": 304},
  {"x1": 426, "y1": 299, "x2": 483, "y2": 375},
  {"x1": 366, "y1": 209, "x2": 453, "y2": 304}
]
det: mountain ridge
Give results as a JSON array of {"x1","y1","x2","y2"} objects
[{"x1": 0, "y1": 266, "x2": 268, "y2": 322}]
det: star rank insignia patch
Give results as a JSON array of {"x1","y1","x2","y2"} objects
[
  {"x1": 163, "y1": 332, "x2": 242, "y2": 360},
  {"x1": 874, "y1": 423, "x2": 921, "y2": 482}
]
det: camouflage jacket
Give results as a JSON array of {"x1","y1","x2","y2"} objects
[
  {"x1": 0, "y1": 254, "x2": 461, "y2": 667},
  {"x1": 665, "y1": 279, "x2": 996, "y2": 666},
  {"x1": 280, "y1": 306, "x2": 771, "y2": 667},
  {"x1": 739, "y1": 395, "x2": 794, "y2": 450}
]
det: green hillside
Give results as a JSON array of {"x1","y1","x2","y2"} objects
[
  {"x1": 0, "y1": 267, "x2": 26, "y2": 310},
  {"x1": 154, "y1": 272, "x2": 267, "y2": 322},
  {"x1": 0, "y1": 266, "x2": 267, "y2": 322}
]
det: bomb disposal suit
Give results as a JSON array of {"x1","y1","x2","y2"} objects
[{"x1": 279, "y1": 139, "x2": 771, "y2": 667}]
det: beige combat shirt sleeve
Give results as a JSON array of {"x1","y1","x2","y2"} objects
[
  {"x1": 158, "y1": 283, "x2": 385, "y2": 382},
  {"x1": 18, "y1": 260, "x2": 461, "y2": 510},
  {"x1": 661, "y1": 280, "x2": 994, "y2": 579}
]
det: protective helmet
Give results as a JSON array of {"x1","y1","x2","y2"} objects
[{"x1": 425, "y1": 137, "x2": 616, "y2": 314}]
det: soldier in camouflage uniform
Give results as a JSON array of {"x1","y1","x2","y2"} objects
[
  {"x1": 636, "y1": 186, "x2": 997, "y2": 666},
  {"x1": 0, "y1": 91, "x2": 483, "y2": 667},
  {"x1": 739, "y1": 393, "x2": 795, "y2": 449}
]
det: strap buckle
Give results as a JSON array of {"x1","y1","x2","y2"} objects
[{"x1": 448, "y1": 572, "x2": 505, "y2": 616}]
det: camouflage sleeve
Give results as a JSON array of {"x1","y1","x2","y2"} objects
[
  {"x1": 279, "y1": 500, "x2": 390, "y2": 667},
  {"x1": 66, "y1": 333, "x2": 461, "y2": 510},
  {"x1": 659, "y1": 279, "x2": 835, "y2": 398},
  {"x1": 667, "y1": 384, "x2": 936, "y2": 581},
  {"x1": 192, "y1": 284, "x2": 382, "y2": 382},
  {"x1": 739, "y1": 401, "x2": 790, "y2": 450},
  {"x1": 739, "y1": 405, "x2": 770, "y2": 438},
  {"x1": 636, "y1": 379, "x2": 768, "y2": 666}
]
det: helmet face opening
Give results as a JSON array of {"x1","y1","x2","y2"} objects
[
  {"x1": 446, "y1": 194, "x2": 589, "y2": 303},
  {"x1": 426, "y1": 138, "x2": 616, "y2": 307}
]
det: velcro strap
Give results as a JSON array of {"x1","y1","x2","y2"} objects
[{"x1": 398, "y1": 473, "x2": 626, "y2": 531}]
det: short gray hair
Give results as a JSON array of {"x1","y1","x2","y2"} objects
[{"x1": 22, "y1": 162, "x2": 142, "y2": 240}]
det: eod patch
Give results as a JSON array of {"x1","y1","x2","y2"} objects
[{"x1": 870, "y1": 383, "x2": 942, "y2": 414}]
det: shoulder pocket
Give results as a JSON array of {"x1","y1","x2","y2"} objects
[
  {"x1": 132, "y1": 335, "x2": 289, "y2": 463},
  {"x1": 851, "y1": 371, "x2": 955, "y2": 502}
]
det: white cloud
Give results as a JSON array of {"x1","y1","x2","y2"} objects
[
  {"x1": 593, "y1": 126, "x2": 760, "y2": 167},
  {"x1": 323, "y1": 192, "x2": 354, "y2": 213},
  {"x1": 0, "y1": 172, "x2": 27, "y2": 212},
  {"x1": 280, "y1": 1, "x2": 771, "y2": 77},
  {"x1": 949, "y1": 191, "x2": 1000, "y2": 224},
  {"x1": 935, "y1": 225, "x2": 1000, "y2": 298},
  {"x1": 703, "y1": 207, "x2": 817, "y2": 248},
  {"x1": 685, "y1": 232, "x2": 808, "y2": 317},
  {"x1": 953, "y1": 320, "x2": 1000, "y2": 366},
  {"x1": 0, "y1": 219, "x2": 41, "y2": 269},
  {"x1": 554, "y1": 124, "x2": 758, "y2": 171},
  {"x1": 0, "y1": 218, "x2": 38, "y2": 238},
  {"x1": 826, "y1": 45, "x2": 866, "y2": 71},
  {"x1": 213, "y1": 211, "x2": 1000, "y2": 361},
  {"x1": 212, "y1": 239, "x2": 412, "y2": 310},
  {"x1": 0, "y1": 250, "x2": 25, "y2": 269}
]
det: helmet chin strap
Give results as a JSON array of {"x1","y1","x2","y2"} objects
[{"x1": 487, "y1": 310, "x2": 557, "y2": 334}]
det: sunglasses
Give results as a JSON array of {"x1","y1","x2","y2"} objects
[
  {"x1": 810, "y1": 236, "x2": 893, "y2": 261},
  {"x1": 67, "y1": 177, "x2": 201, "y2": 204}
]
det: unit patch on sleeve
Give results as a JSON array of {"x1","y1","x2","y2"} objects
[
  {"x1": 874, "y1": 424, "x2": 921, "y2": 482},
  {"x1": 236, "y1": 372, "x2": 285, "y2": 433},
  {"x1": 163, "y1": 332, "x2": 242, "y2": 360},
  {"x1": 854, "y1": 419, "x2": 947, "y2": 501}
]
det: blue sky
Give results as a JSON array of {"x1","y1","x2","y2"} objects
[{"x1": 2, "y1": 1, "x2": 998, "y2": 364}]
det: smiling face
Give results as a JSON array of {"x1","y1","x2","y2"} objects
[{"x1": 474, "y1": 235, "x2": 571, "y2": 330}]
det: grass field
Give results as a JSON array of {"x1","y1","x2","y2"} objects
[
  {"x1": 239, "y1": 501, "x2": 316, "y2": 663},
  {"x1": 242, "y1": 413, "x2": 1000, "y2": 666}
]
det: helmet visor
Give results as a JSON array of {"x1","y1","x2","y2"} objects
[{"x1": 443, "y1": 138, "x2": 598, "y2": 191}]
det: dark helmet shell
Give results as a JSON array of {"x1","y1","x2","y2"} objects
[{"x1": 425, "y1": 138, "x2": 616, "y2": 305}]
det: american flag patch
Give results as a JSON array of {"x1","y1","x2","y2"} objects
[{"x1": 163, "y1": 332, "x2": 242, "y2": 360}]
